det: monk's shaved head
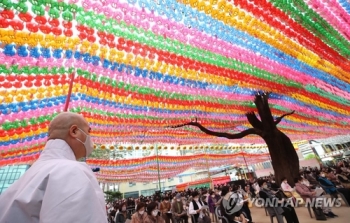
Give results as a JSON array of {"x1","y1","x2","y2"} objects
[
  {"x1": 48, "y1": 112, "x2": 86, "y2": 140},
  {"x1": 47, "y1": 112, "x2": 92, "y2": 159}
]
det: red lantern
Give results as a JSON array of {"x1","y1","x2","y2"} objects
[
  {"x1": 52, "y1": 79, "x2": 60, "y2": 85},
  {"x1": 39, "y1": 25, "x2": 51, "y2": 34},
  {"x1": 7, "y1": 75, "x2": 16, "y2": 82},
  {"x1": 11, "y1": 21, "x2": 24, "y2": 31},
  {"x1": 87, "y1": 35, "x2": 96, "y2": 42},
  {"x1": 48, "y1": 18, "x2": 60, "y2": 27},
  {"x1": 118, "y1": 38, "x2": 125, "y2": 45},
  {"x1": 13, "y1": 81, "x2": 22, "y2": 88},
  {"x1": 62, "y1": 21, "x2": 72, "y2": 29},
  {"x1": 24, "y1": 81, "x2": 33, "y2": 88},
  {"x1": 52, "y1": 27, "x2": 62, "y2": 36},
  {"x1": 86, "y1": 27, "x2": 95, "y2": 35},
  {"x1": 97, "y1": 31, "x2": 106, "y2": 38},
  {"x1": 64, "y1": 29, "x2": 73, "y2": 37},
  {"x1": 107, "y1": 42, "x2": 115, "y2": 48},
  {"x1": 116, "y1": 44, "x2": 124, "y2": 51},
  {"x1": 106, "y1": 34, "x2": 115, "y2": 42},
  {"x1": 99, "y1": 38, "x2": 107, "y2": 45},
  {"x1": 18, "y1": 13, "x2": 32, "y2": 22},
  {"x1": 27, "y1": 75, "x2": 35, "y2": 81},
  {"x1": 44, "y1": 80, "x2": 51, "y2": 86},
  {"x1": 34, "y1": 16, "x2": 47, "y2": 25},
  {"x1": 34, "y1": 80, "x2": 42, "y2": 87},
  {"x1": 0, "y1": 10, "x2": 14, "y2": 19},
  {"x1": 78, "y1": 32, "x2": 87, "y2": 40},
  {"x1": 26, "y1": 23, "x2": 39, "y2": 32},
  {"x1": 3, "y1": 82, "x2": 12, "y2": 88},
  {"x1": 76, "y1": 24, "x2": 86, "y2": 32},
  {"x1": 0, "y1": 18, "x2": 10, "y2": 28}
]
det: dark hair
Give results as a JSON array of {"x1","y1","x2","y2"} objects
[
  {"x1": 209, "y1": 191, "x2": 215, "y2": 196},
  {"x1": 119, "y1": 202, "x2": 127, "y2": 212},
  {"x1": 231, "y1": 184, "x2": 239, "y2": 191},
  {"x1": 281, "y1": 177, "x2": 287, "y2": 181},
  {"x1": 147, "y1": 202, "x2": 158, "y2": 215},
  {"x1": 258, "y1": 180, "x2": 266, "y2": 187},
  {"x1": 294, "y1": 177, "x2": 302, "y2": 183},
  {"x1": 221, "y1": 186, "x2": 230, "y2": 196},
  {"x1": 192, "y1": 191, "x2": 199, "y2": 198},
  {"x1": 163, "y1": 196, "x2": 169, "y2": 201},
  {"x1": 136, "y1": 202, "x2": 146, "y2": 211}
]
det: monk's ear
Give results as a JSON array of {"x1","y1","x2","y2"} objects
[{"x1": 69, "y1": 125, "x2": 79, "y2": 137}]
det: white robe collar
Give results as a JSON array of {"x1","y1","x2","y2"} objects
[{"x1": 38, "y1": 139, "x2": 77, "y2": 161}]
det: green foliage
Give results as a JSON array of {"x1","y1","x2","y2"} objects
[
  {"x1": 304, "y1": 153, "x2": 316, "y2": 160},
  {"x1": 104, "y1": 191, "x2": 122, "y2": 203}
]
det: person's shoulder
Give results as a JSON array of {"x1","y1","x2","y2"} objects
[{"x1": 44, "y1": 160, "x2": 95, "y2": 181}]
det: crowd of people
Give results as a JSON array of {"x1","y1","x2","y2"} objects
[{"x1": 107, "y1": 160, "x2": 350, "y2": 223}]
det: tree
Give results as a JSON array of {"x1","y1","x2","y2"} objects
[
  {"x1": 104, "y1": 191, "x2": 122, "y2": 203},
  {"x1": 304, "y1": 154, "x2": 316, "y2": 160},
  {"x1": 171, "y1": 92, "x2": 299, "y2": 186}
]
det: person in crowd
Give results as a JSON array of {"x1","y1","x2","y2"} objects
[
  {"x1": 172, "y1": 194, "x2": 188, "y2": 223},
  {"x1": 327, "y1": 168, "x2": 337, "y2": 182},
  {"x1": 235, "y1": 185, "x2": 253, "y2": 223},
  {"x1": 189, "y1": 191, "x2": 211, "y2": 223},
  {"x1": 116, "y1": 203, "x2": 131, "y2": 223},
  {"x1": 202, "y1": 190, "x2": 210, "y2": 205},
  {"x1": 305, "y1": 171, "x2": 319, "y2": 187},
  {"x1": 181, "y1": 193, "x2": 188, "y2": 207},
  {"x1": 259, "y1": 180, "x2": 299, "y2": 223},
  {"x1": 300, "y1": 175, "x2": 311, "y2": 187},
  {"x1": 281, "y1": 177, "x2": 294, "y2": 193},
  {"x1": 219, "y1": 186, "x2": 247, "y2": 223},
  {"x1": 145, "y1": 202, "x2": 164, "y2": 223},
  {"x1": 160, "y1": 196, "x2": 172, "y2": 223},
  {"x1": 335, "y1": 168, "x2": 350, "y2": 188},
  {"x1": 317, "y1": 172, "x2": 350, "y2": 204},
  {"x1": 0, "y1": 112, "x2": 107, "y2": 223},
  {"x1": 280, "y1": 177, "x2": 303, "y2": 204},
  {"x1": 109, "y1": 206, "x2": 117, "y2": 223},
  {"x1": 131, "y1": 202, "x2": 147, "y2": 223},
  {"x1": 269, "y1": 177, "x2": 279, "y2": 190},
  {"x1": 208, "y1": 191, "x2": 220, "y2": 221},
  {"x1": 294, "y1": 177, "x2": 337, "y2": 218}
]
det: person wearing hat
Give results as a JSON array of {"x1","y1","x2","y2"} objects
[{"x1": 171, "y1": 194, "x2": 188, "y2": 223}]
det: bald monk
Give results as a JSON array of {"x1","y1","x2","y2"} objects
[{"x1": 0, "y1": 112, "x2": 107, "y2": 223}]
